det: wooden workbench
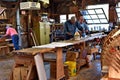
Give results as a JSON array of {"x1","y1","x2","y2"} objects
[
  {"x1": 12, "y1": 33, "x2": 106, "y2": 80},
  {"x1": 12, "y1": 48, "x2": 54, "y2": 80}
]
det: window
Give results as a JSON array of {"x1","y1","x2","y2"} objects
[
  {"x1": 80, "y1": 4, "x2": 109, "y2": 31},
  {"x1": 116, "y1": 5, "x2": 120, "y2": 22},
  {"x1": 87, "y1": 4, "x2": 109, "y2": 20},
  {"x1": 68, "y1": 14, "x2": 75, "y2": 20},
  {"x1": 88, "y1": 24, "x2": 109, "y2": 31},
  {"x1": 60, "y1": 15, "x2": 67, "y2": 23},
  {"x1": 80, "y1": 8, "x2": 108, "y2": 24}
]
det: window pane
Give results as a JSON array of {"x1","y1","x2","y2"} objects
[
  {"x1": 117, "y1": 2, "x2": 120, "y2": 7},
  {"x1": 87, "y1": 10, "x2": 95, "y2": 14},
  {"x1": 117, "y1": 13, "x2": 120, "y2": 17},
  {"x1": 93, "y1": 20, "x2": 100, "y2": 23},
  {"x1": 98, "y1": 14, "x2": 105, "y2": 18},
  {"x1": 95, "y1": 9, "x2": 103, "y2": 14},
  {"x1": 80, "y1": 10, "x2": 88, "y2": 15},
  {"x1": 60, "y1": 15, "x2": 66, "y2": 23},
  {"x1": 86, "y1": 20, "x2": 93, "y2": 23},
  {"x1": 100, "y1": 19, "x2": 108, "y2": 23},
  {"x1": 91, "y1": 15, "x2": 98, "y2": 19},
  {"x1": 83, "y1": 15, "x2": 91, "y2": 19},
  {"x1": 116, "y1": 8, "x2": 120, "y2": 13}
]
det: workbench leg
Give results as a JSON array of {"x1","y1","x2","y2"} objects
[
  {"x1": 26, "y1": 63, "x2": 33, "y2": 80},
  {"x1": 34, "y1": 54, "x2": 47, "y2": 80},
  {"x1": 56, "y1": 47, "x2": 65, "y2": 80}
]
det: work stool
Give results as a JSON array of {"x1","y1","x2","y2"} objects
[
  {"x1": 0, "y1": 46, "x2": 10, "y2": 56},
  {"x1": 10, "y1": 54, "x2": 38, "y2": 80}
]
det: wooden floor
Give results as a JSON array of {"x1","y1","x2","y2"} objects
[
  {"x1": 0, "y1": 54, "x2": 102, "y2": 80},
  {"x1": 76, "y1": 60, "x2": 102, "y2": 80},
  {"x1": 0, "y1": 55, "x2": 14, "y2": 80}
]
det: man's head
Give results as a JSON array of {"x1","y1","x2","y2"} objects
[
  {"x1": 6, "y1": 24, "x2": 12, "y2": 29},
  {"x1": 70, "y1": 16, "x2": 76, "y2": 24},
  {"x1": 79, "y1": 16, "x2": 84, "y2": 23}
]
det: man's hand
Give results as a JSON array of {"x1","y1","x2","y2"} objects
[
  {"x1": 67, "y1": 32, "x2": 72, "y2": 36},
  {"x1": 85, "y1": 30, "x2": 89, "y2": 32}
]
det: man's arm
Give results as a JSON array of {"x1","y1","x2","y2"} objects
[
  {"x1": 84, "y1": 23, "x2": 89, "y2": 32},
  {"x1": 76, "y1": 22, "x2": 83, "y2": 31},
  {"x1": 64, "y1": 22, "x2": 72, "y2": 35},
  {"x1": 0, "y1": 29, "x2": 9, "y2": 39},
  {"x1": 84, "y1": 23, "x2": 90, "y2": 35},
  {"x1": 0, "y1": 34, "x2": 8, "y2": 39}
]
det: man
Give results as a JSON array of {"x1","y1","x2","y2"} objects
[
  {"x1": 76, "y1": 16, "x2": 89, "y2": 37},
  {"x1": 64, "y1": 16, "x2": 77, "y2": 40},
  {"x1": 1, "y1": 24, "x2": 19, "y2": 50}
]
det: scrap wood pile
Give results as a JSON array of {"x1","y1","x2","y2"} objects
[{"x1": 101, "y1": 28, "x2": 120, "y2": 79}]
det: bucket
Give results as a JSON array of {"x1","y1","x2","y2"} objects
[{"x1": 64, "y1": 61, "x2": 76, "y2": 76}]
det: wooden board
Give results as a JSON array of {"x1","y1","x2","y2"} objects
[
  {"x1": 13, "y1": 67, "x2": 21, "y2": 80},
  {"x1": 21, "y1": 67, "x2": 28, "y2": 80},
  {"x1": 34, "y1": 54, "x2": 47, "y2": 80},
  {"x1": 13, "y1": 48, "x2": 54, "y2": 55}
]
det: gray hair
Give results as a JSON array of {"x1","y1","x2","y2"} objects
[{"x1": 71, "y1": 16, "x2": 76, "y2": 21}]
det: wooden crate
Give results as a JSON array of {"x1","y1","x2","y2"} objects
[
  {"x1": 66, "y1": 51, "x2": 79, "y2": 61},
  {"x1": 13, "y1": 67, "x2": 28, "y2": 80},
  {"x1": 11, "y1": 55, "x2": 38, "y2": 80}
]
